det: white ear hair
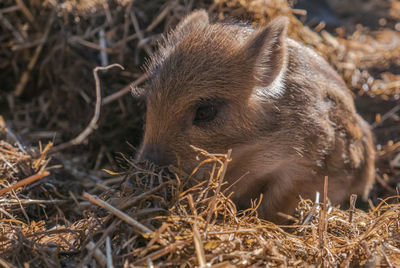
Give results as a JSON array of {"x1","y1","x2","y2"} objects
[
  {"x1": 253, "y1": 65, "x2": 286, "y2": 99},
  {"x1": 175, "y1": 10, "x2": 209, "y2": 34}
]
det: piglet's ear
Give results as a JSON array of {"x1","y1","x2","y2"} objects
[
  {"x1": 175, "y1": 10, "x2": 209, "y2": 34},
  {"x1": 242, "y1": 16, "x2": 289, "y2": 95}
]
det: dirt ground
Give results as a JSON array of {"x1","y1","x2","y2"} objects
[{"x1": 0, "y1": 0, "x2": 399, "y2": 267}]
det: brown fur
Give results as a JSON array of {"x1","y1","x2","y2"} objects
[{"x1": 136, "y1": 10, "x2": 375, "y2": 222}]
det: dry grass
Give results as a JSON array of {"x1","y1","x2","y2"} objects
[
  {"x1": 0, "y1": 0, "x2": 399, "y2": 267},
  {"x1": 1, "y1": 140, "x2": 399, "y2": 266}
]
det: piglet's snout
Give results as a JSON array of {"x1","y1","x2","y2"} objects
[{"x1": 137, "y1": 144, "x2": 174, "y2": 166}]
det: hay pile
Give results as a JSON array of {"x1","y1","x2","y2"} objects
[
  {"x1": 0, "y1": 0, "x2": 399, "y2": 267},
  {"x1": 1, "y1": 138, "x2": 399, "y2": 267}
]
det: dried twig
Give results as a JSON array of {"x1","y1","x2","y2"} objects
[
  {"x1": 83, "y1": 192, "x2": 152, "y2": 235},
  {"x1": 372, "y1": 104, "x2": 400, "y2": 129},
  {"x1": 99, "y1": 29, "x2": 109, "y2": 66},
  {"x1": 106, "y1": 236, "x2": 113, "y2": 268},
  {"x1": 118, "y1": 0, "x2": 134, "y2": 63},
  {"x1": 69, "y1": 36, "x2": 117, "y2": 54},
  {"x1": 0, "y1": 5, "x2": 20, "y2": 14},
  {"x1": 317, "y1": 176, "x2": 328, "y2": 265},
  {"x1": 193, "y1": 223, "x2": 206, "y2": 267},
  {"x1": 102, "y1": 72, "x2": 148, "y2": 104},
  {"x1": 132, "y1": 240, "x2": 191, "y2": 265},
  {"x1": 0, "y1": 147, "x2": 30, "y2": 158},
  {"x1": 0, "y1": 171, "x2": 50, "y2": 196},
  {"x1": 0, "y1": 12, "x2": 24, "y2": 42},
  {"x1": 130, "y1": 10, "x2": 152, "y2": 56},
  {"x1": 49, "y1": 63, "x2": 124, "y2": 154},
  {"x1": 14, "y1": 11, "x2": 54, "y2": 96},
  {"x1": 204, "y1": 149, "x2": 231, "y2": 236},
  {"x1": 1, "y1": 199, "x2": 67, "y2": 205},
  {"x1": 0, "y1": 256, "x2": 17, "y2": 268},
  {"x1": 145, "y1": 0, "x2": 178, "y2": 33},
  {"x1": 77, "y1": 221, "x2": 117, "y2": 268},
  {"x1": 85, "y1": 241, "x2": 107, "y2": 267},
  {"x1": 348, "y1": 194, "x2": 357, "y2": 223},
  {"x1": 119, "y1": 180, "x2": 173, "y2": 210},
  {"x1": 14, "y1": 0, "x2": 38, "y2": 30}
]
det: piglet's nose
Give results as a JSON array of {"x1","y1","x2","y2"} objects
[{"x1": 138, "y1": 144, "x2": 171, "y2": 166}]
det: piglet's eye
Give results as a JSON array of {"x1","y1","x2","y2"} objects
[{"x1": 194, "y1": 105, "x2": 217, "y2": 124}]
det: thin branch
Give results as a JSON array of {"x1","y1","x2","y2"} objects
[
  {"x1": 372, "y1": 104, "x2": 400, "y2": 129},
  {"x1": 193, "y1": 222, "x2": 206, "y2": 267},
  {"x1": 85, "y1": 242, "x2": 107, "y2": 267},
  {"x1": 119, "y1": 181, "x2": 173, "y2": 211},
  {"x1": 0, "y1": 5, "x2": 20, "y2": 14},
  {"x1": 14, "y1": 11, "x2": 54, "y2": 96},
  {"x1": 348, "y1": 194, "x2": 357, "y2": 223},
  {"x1": 318, "y1": 176, "x2": 328, "y2": 251},
  {"x1": 145, "y1": 1, "x2": 178, "y2": 33},
  {"x1": 0, "y1": 256, "x2": 17, "y2": 268},
  {"x1": 102, "y1": 72, "x2": 147, "y2": 105},
  {"x1": 106, "y1": 236, "x2": 114, "y2": 268},
  {"x1": 0, "y1": 12, "x2": 24, "y2": 42},
  {"x1": 83, "y1": 192, "x2": 152, "y2": 235},
  {"x1": 99, "y1": 29, "x2": 109, "y2": 66},
  {"x1": 130, "y1": 10, "x2": 152, "y2": 56},
  {"x1": 14, "y1": 0, "x2": 39, "y2": 30},
  {"x1": 69, "y1": 36, "x2": 117, "y2": 54},
  {"x1": 118, "y1": 0, "x2": 134, "y2": 63},
  {"x1": 132, "y1": 240, "x2": 191, "y2": 265},
  {"x1": 77, "y1": 221, "x2": 117, "y2": 268},
  {"x1": 204, "y1": 149, "x2": 232, "y2": 236},
  {"x1": 49, "y1": 63, "x2": 124, "y2": 154},
  {"x1": 0, "y1": 171, "x2": 50, "y2": 196}
]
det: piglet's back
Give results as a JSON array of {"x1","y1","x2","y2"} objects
[{"x1": 278, "y1": 38, "x2": 375, "y2": 201}]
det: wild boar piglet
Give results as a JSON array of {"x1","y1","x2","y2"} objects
[{"x1": 136, "y1": 10, "x2": 375, "y2": 222}]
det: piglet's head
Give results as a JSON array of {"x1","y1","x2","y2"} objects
[{"x1": 136, "y1": 10, "x2": 288, "y2": 174}]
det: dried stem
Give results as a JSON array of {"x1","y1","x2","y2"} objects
[
  {"x1": 14, "y1": 0, "x2": 38, "y2": 30},
  {"x1": 349, "y1": 194, "x2": 357, "y2": 223},
  {"x1": 14, "y1": 11, "x2": 54, "y2": 96},
  {"x1": 204, "y1": 149, "x2": 232, "y2": 236},
  {"x1": 85, "y1": 242, "x2": 107, "y2": 267},
  {"x1": 102, "y1": 73, "x2": 148, "y2": 104},
  {"x1": 372, "y1": 104, "x2": 400, "y2": 129},
  {"x1": 49, "y1": 63, "x2": 124, "y2": 154},
  {"x1": 83, "y1": 192, "x2": 152, "y2": 235},
  {"x1": 77, "y1": 221, "x2": 117, "y2": 268},
  {"x1": 0, "y1": 171, "x2": 50, "y2": 196}
]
